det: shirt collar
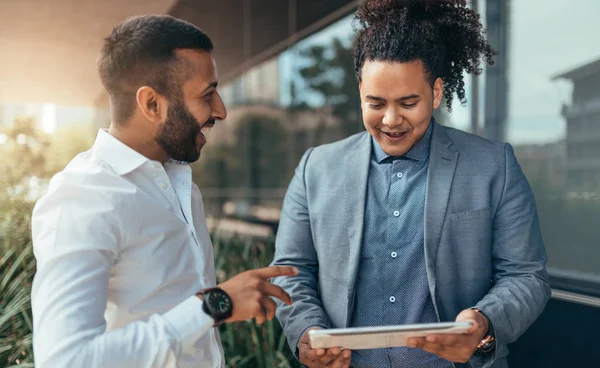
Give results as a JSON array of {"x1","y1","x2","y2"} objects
[
  {"x1": 92, "y1": 129, "x2": 150, "y2": 176},
  {"x1": 371, "y1": 120, "x2": 433, "y2": 164}
]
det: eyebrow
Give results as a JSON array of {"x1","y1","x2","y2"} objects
[
  {"x1": 365, "y1": 94, "x2": 420, "y2": 102},
  {"x1": 201, "y1": 82, "x2": 218, "y2": 94}
]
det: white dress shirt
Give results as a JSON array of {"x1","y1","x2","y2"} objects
[{"x1": 31, "y1": 129, "x2": 224, "y2": 368}]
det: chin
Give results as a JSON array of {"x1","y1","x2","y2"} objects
[
  {"x1": 186, "y1": 152, "x2": 201, "y2": 163},
  {"x1": 386, "y1": 147, "x2": 410, "y2": 157},
  {"x1": 171, "y1": 150, "x2": 200, "y2": 163},
  {"x1": 376, "y1": 140, "x2": 410, "y2": 157}
]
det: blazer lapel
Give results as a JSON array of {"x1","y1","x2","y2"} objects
[
  {"x1": 343, "y1": 132, "x2": 371, "y2": 325},
  {"x1": 424, "y1": 122, "x2": 458, "y2": 318}
]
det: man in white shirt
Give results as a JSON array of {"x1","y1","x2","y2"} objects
[{"x1": 31, "y1": 15, "x2": 297, "y2": 368}]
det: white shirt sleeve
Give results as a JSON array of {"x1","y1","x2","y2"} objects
[{"x1": 31, "y1": 180, "x2": 215, "y2": 368}]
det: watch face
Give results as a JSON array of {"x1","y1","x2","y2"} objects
[{"x1": 207, "y1": 289, "x2": 232, "y2": 319}]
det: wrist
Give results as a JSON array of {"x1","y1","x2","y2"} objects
[
  {"x1": 470, "y1": 308, "x2": 490, "y2": 337},
  {"x1": 197, "y1": 287, "x2": 233, "y2": 326},
  {"x1": 470, "y1": 308, "x2": 496, "y2": 356}
]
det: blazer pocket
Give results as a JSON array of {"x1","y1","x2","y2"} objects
[{"x1": 449, "y1": 207, "x2": 491, "y2": 221}]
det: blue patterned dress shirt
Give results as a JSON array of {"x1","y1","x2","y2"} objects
[{"x1": 349, "y1": 122, "x2": 452, "y2": 368}]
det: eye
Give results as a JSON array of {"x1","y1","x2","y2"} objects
[
  {"x1": 202, "y1": 92, "x2": 214, "y2": 101},
  {"x1": 402, "y1": 102, "x2": 418, "y2": 108},
  {"x1": 369, "y1": 103, "x2": 383, "y2": 110}
]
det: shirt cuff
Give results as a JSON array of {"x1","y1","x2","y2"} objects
[{"x1": 163, "y1": 295, "x2": 215, "y2": 353}]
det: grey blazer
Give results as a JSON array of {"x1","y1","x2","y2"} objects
[{"x1": 271, "y1": 122, "x2": 551, "y2": 368}]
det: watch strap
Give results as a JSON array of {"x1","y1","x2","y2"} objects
[
  {"x1": 196, "y1": 287, "x2": 230, "y2": 326},
  {"x1": 470, "y1": 308, "x2": 496, "y2": 356}
]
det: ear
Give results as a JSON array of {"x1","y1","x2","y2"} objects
[
  {"x1": 358, "y1": 82, "x2": 365, "y2": 112},
  {"x1": 432, "y1": 77, "x2": 443, "y2": 110},
  {"x1": 136, "y1": 86, "x2": 168, "y2": 124}
]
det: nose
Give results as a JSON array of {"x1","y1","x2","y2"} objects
[
  {"x1": 382, "y1": 106, "x2": 402, "y2": 129},
  {"x1": 211, "y1": 91, "x2": 227, "y2": 121}
]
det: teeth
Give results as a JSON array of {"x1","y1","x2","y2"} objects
[{"x1": 201, "y1": 126, "x2": 212, "y2": 134}]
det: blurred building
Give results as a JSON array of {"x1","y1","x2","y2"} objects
[
  {"x1": 0, "y1": 104, "x2": 44, "y2": 129},
  {"x1": 513, "y1": 140, "x2": 566, "y2": 193},
  {"x1": 554, "y1": 58, "x2": 600, "y2": 192},
  {"x1": 0, "y1": 102, "x2": 96, "y2": 134}
]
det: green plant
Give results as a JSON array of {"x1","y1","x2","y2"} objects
[
  {"x1": 0, "y1": 198, "x2": 36, "y2": 367},
  {"x1": 213, "y1": 234, "x2": 300, "y2": 368}
]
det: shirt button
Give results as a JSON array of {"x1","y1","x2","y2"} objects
[
  {"x1": 393, "y1": 210, "x2": 400, "y2": 217},
  {"x1": 391, "y1": 251, "x2": 398, "y2": 258},
  {"x1": 389, "y1": 296, "x2": 396, "y2": 303},
  {"x1": 397, "y1": 172, "x2": 403, "y2": 178},
  {"x1": 162, "y1": 183, "x2": 168, "y2": 190}
]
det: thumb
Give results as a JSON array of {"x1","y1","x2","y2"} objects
[
  {"x1": 456, "y1": 311, "x2": 480, "y2": 334},
  {"x1": 302, "y1": 326, "x2": 323, "y2": 342}
]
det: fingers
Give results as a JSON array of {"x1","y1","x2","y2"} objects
[
  {"x1": 219, "y1": 266, "x2": 297, "y2": 323},
  {"x1": 327, "y1": 347, "x2": 342, "y2": 356},
  {"x1": 301, "y1": 346, "x2": 326, "y2": 361},
  {"x1": 424, "y1": 334, "x2": 461, "y2": 346},
  {"x1": 408, "y1": 334, "x2": 477, "y2": 363},
  {"x1": 342, "y1": 349, "x2": 351, "y2": 359},
  {"x1": 260, "y1": 295, "x2": 277, "y2": 321},
  {"x1": 258, "y1": 281, "x2": 293, "y2": 305},
  {"x1": 299, "y1": 339, "x2": 351, "y2": 368},
  {"x1": 328, "y1": 349, "x2": 351, "y2": 368},
  {"x1": 253, "y1": 301, "x2": 267, "y2": 325},
  {"x1": 419, "y1": 341, "x2": 445, "y2": 356},
  {"x1": 254, "y1": 265, "x2": 298, "y2": 279},
  {"x1": 407, "y1": 337, "x2": 426, "y2": 349},
  {"x1": 316, "y1": 348, "x2": 343, "y2": 366},
  {"x1": 408, "y1": 337, "x2": 449, "y2": 359}
]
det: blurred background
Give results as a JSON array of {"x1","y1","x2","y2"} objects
[{"x1": 1, "y1": 0, "x2": 599, "y2": 367}]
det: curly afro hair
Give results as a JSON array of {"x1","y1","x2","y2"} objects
[{"x1": 353, "y1": 0, "x2": 497, "y2": 111}]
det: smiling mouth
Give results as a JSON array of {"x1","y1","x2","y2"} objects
[
  {"x1": 199, "y1": 121, "x2": 215, "y2": 139},
  {"x1": 201, "y1": 120, "x2": 215, "y2": 132},
  {"x1": 382, "y1": 131, "x2": 408, "y2": 139}
]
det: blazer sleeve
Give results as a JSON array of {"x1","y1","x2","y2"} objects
[
  {"x1": 270, "y1": 147, "x2": 331, "y2": 357},
  {"x1": 473, "y1": 143, "x2": 551, "y2": 367}
]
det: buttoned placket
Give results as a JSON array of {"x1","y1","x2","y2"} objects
[{"x1": 150, "y1": 162, "x2": 202, "y2": 251}]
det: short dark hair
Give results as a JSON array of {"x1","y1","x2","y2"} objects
[
  {"x1": 353, "y1": 0, "x2": 497, "y2": 111},
  {"x1": 97, "y1": 15, "x2": 213, "y2": 124}
]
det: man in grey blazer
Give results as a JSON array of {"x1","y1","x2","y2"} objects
[{"x1": 271, "y1": 1, "x2": 550, "y2": 367}]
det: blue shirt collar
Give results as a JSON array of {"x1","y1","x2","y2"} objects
[{"x1": 371, "y1": 120, "x2": 433, "y2": 164}]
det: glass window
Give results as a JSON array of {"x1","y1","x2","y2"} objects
[
  {"x1": 195, "y1": 0, "x2": 600, "y2": 294},
  {"x1": 504, "y1": 0, "x2": 600, "y2": 287},
  {"x1": 193, "y1": 15, "x2": 357, "y2": 225}
]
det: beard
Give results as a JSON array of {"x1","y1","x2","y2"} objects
[{"x1": 155, "y1": 98, "x2": 204, "y2": 163}]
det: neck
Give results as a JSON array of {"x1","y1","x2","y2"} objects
[{"x1": 108, "y1": 123, "x2": 169, "y2": 164}]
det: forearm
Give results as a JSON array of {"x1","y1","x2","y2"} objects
[
  {"x1": 34, "y1": 294, "x2": 214, "y2": 368},
  {"x1": 32, "y1": 251, "x2": 214, "y2": 368},
  {"x1": 474, "y1": 272, "x2": 550, "y2": 345}
]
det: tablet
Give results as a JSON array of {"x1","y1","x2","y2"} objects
[{"x1": 308, "y1": 321, "x2": 473, "y2": 350}]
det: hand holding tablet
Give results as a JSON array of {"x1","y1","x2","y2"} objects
[{"x1": 309, "y1": 321, "x2": 473, "y2": 350}]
